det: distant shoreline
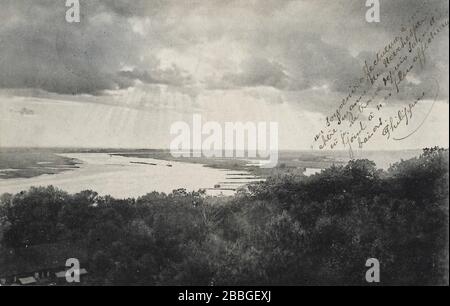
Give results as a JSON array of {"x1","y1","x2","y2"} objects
[{"x1": 0, "y1": 147, "x2": 424, "y2": 180}]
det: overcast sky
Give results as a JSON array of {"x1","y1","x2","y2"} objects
[{"x1": 0, "y1": 0, "x2": 448, "y2": 150}]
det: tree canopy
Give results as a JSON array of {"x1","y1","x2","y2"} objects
[{"x1": 0, "y1": 148, "x2": 448, "y2": 285}]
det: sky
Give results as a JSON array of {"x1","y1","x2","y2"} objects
[{"x1": 0, "y1": 0, "x2": 448, "y2": 150}]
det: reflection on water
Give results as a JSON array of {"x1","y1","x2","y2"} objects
[{"x1": 0, "y1": 153, "x2": 261, "y2": 198}]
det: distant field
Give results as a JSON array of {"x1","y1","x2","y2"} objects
[
  {"x1": 111, "y1": 150, "x2": 342, "y2": 177},
  {"x1": 112, "y1": 149, "x2": 424, "y2": 176},
  {"x1": 0, "y1": 148, "x2": 80, "y2": 179}
]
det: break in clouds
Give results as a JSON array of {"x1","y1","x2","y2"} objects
[{"x1": 0, "y1": 0, "x2": 448, "y2": 115}]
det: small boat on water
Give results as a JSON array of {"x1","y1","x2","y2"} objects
[{"x1": 130, "y1": 161, "x2": 157, "y2": 166}]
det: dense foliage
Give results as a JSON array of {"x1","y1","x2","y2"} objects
[{"x1": 0, "y1": 148, "x2": 448, "y2": 285}]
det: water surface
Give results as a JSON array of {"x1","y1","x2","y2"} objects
[{"x1": 0, "y1": 153, "x2": 260, "y2": 198}]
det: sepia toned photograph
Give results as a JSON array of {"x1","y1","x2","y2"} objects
[{"x1": 0, "y1": 0, "x2": 448, "y2": 291}]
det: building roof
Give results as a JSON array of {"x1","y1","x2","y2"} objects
[{"x1": 18, "y1": 276, "x2": 37, "y2": 285}]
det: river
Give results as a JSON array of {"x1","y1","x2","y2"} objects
[{"x1": 0, "y1": 153, "x2": 262, "y2": 198}]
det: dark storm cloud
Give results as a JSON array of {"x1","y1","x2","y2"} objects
[
  {"x1": 222, "y1": 58, "x2": 289, "y2": 89},
  {"x1": 219, "y1": 35, "x2": 363, "y2": 93},
  {"x1": 0, "y1": 0, "x2": 180, "y2": 95},
  {"x1": 0, "y1": 0, "x2": 448, "y2": 107},
  {"x1": 0, "y1": 1, "x2": 141, "y2": 94}
]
